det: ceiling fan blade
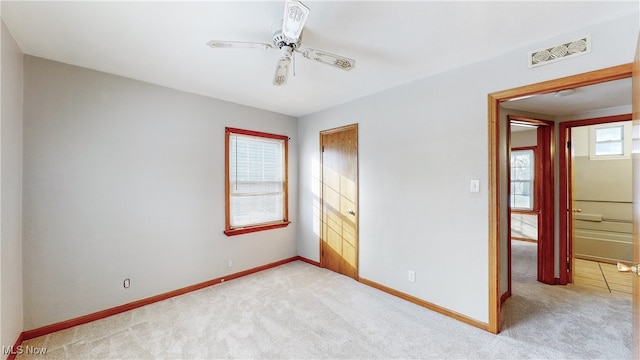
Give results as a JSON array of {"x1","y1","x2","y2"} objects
[
  {"x1": 297, "y1": 48, "x2": 356, "y2": 71},
  {"x1": 207, "y1": 41, "x2": 273, "y2": 50},
  {"x1": 273, "y1": 47, "x2": 293, "y2": 86},
  {"x1": 282, "y1": 0, "x2": 310, "y2": 41}
]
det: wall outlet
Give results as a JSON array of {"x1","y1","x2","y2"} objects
[
  {"x1": 123, "y1": 278, "x2": 131, "y2": 289},
  {"x1": 408, "y1": 270, "x2": 416, "y2": 283},
  {"x1": 227, "y1": 259, "x2": 233, "y2": 268}
]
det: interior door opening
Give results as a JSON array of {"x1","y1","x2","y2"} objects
[
  {"x1": 506, "y1": 116, "x2": 555, "y2": 303},
  {"x1": 488, "y1": 63, "x2": 633, "y2": 334},
  {"x1": 559, "y1": 114, "x2": 633, "y2": 291}
]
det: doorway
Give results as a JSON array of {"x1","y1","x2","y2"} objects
[
  {"x1": 559, "y1": 114, "x2": 633, "y2": 287},
  {"x1": 488, "y1": 63, "x2": 633, "y2": 334},
  {"x1": 506, "y1": 116, "x2": 555, "y2": 303},
  {"x1": 319, "y1": 124, "x2": 359, "y2": 279}
]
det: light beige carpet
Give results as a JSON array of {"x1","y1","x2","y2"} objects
[
  {"x1": 17, "y1": 245, "x2": 632, "y2": 359},
  {"x1": 501, "y1": 241, "x2": 632, "y2": 359}
]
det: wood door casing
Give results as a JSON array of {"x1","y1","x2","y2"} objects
[
  {"x1": 320, "y1": 124, "x2": 358, "y2": 280},
  {"x1": 489, "y1": 63, "x2": 633, "y2": 334}
]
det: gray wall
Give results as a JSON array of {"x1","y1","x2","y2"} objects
[
  {"x1": 1, "y1": 19, "x2": 24, "y2": 353},
  {"x1": 22, "y1": 56, "x2": 298, "y2": 329},
  {"x1": 298, "y1": 12, "x2": 638, "y2": 324}
]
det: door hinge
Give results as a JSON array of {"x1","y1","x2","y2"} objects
[
  {"x1": 321, "y1": 145, "x2": 325, "y2": 152},
  {"x1": 566, "y1": 141, "x2": 571, "y2": 148},
  {"x1": 567, "y1": 258, "x2": 571, "y2": 271}
]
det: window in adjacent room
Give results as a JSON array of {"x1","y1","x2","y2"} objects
[
  {"x1": 225, "y1": 127, "x2": 290, "y2": 236},
  {"x1": 594, "y1": 125, "x2": 624, "y2": 156},
  {"x1": 589, "y1": 121, "x2": 632, "y2": 159},
  {"x1": 510, "y1": 149, "x2": 534, "y2": 210}
]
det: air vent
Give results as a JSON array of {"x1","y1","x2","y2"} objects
[{"x1": 528, "y1": 36, "x2": 591, "y2": 68}]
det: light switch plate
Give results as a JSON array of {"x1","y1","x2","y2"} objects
[{"x1": 470, "y1": 180, "x2": 480, "y2": 193}]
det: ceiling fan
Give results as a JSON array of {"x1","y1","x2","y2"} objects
[{"x1": 207, "y1": 0, "x2": 356, "y2": 86}]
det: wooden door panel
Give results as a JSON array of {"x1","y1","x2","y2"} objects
[
  {"x1": 343, "y1": 242, "x2": 358, "y2": 278},
  {"x1": 327, "y1": 227, "x2": 342, "y2": 249},
  {"x1": 320, "y1": 124, "x2": 358, "y2": 280},
  {"x1": 325, "y1": 167, "x2": 341, "y2": 194},
  {"x1": 343, "y1": 221, "x2": 356, "y2": 244},
  {"x1": 341, "y1": 177, "x2": 357, "y2": 199}
]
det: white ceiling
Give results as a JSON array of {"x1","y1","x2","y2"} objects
[
  {"x1": 502, "y1": 77, "x2": 632, "y2": 117},
  {"x1": 2, "y1": 1, "x2": 638, "y2": 117}
]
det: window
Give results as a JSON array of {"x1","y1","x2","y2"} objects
[
  {"x1": 594, "y1": 125, "x2": 624, "y2": 156},
  {"x1": 588, "y1": 121, "x2": 632, "y2": 159},
  {"x1": 510, "y1": 149, "x2": 534, "y2": 210},
  {"x1": 225, "y1": 127, "x2": 290, "y2": 236}
]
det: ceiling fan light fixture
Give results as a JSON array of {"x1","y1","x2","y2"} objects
[{"x1": 555, "y1": 89, "x2": 576, "y2": 97}]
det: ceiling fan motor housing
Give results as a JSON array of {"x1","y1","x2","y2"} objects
[{"x1": 272, "y1": 20, "x2": 301, "y2": 49}]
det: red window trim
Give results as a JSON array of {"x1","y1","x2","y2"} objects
[{"x1": 224, "y1": 127, "x2": 290, "y2": 236}]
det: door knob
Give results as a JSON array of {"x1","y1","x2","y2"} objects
[
  {"x1": 617, "y1": 262, "x2": 640, "y2": 276},
  {"x1": 347, "y1": 209, "x2": 355, "y2": 216},
  {"x1": 571, "y1": 209, "x2": 582, "y2": 213}
]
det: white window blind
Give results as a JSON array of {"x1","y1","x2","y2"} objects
[{"x1": 228, "y1": 132, "x2": 285, "y2": 228}]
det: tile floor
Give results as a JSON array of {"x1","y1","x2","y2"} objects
[{"x1": 573, "y1": 258, "x2": 633, "y2": 295}]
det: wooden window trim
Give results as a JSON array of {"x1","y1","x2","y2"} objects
[
  {"x1": 224, "y1": 127, "x2": 290, "y2": 236},
  {"x1": 510, "y1": 209, "x2": 538, "y2": 215}
]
